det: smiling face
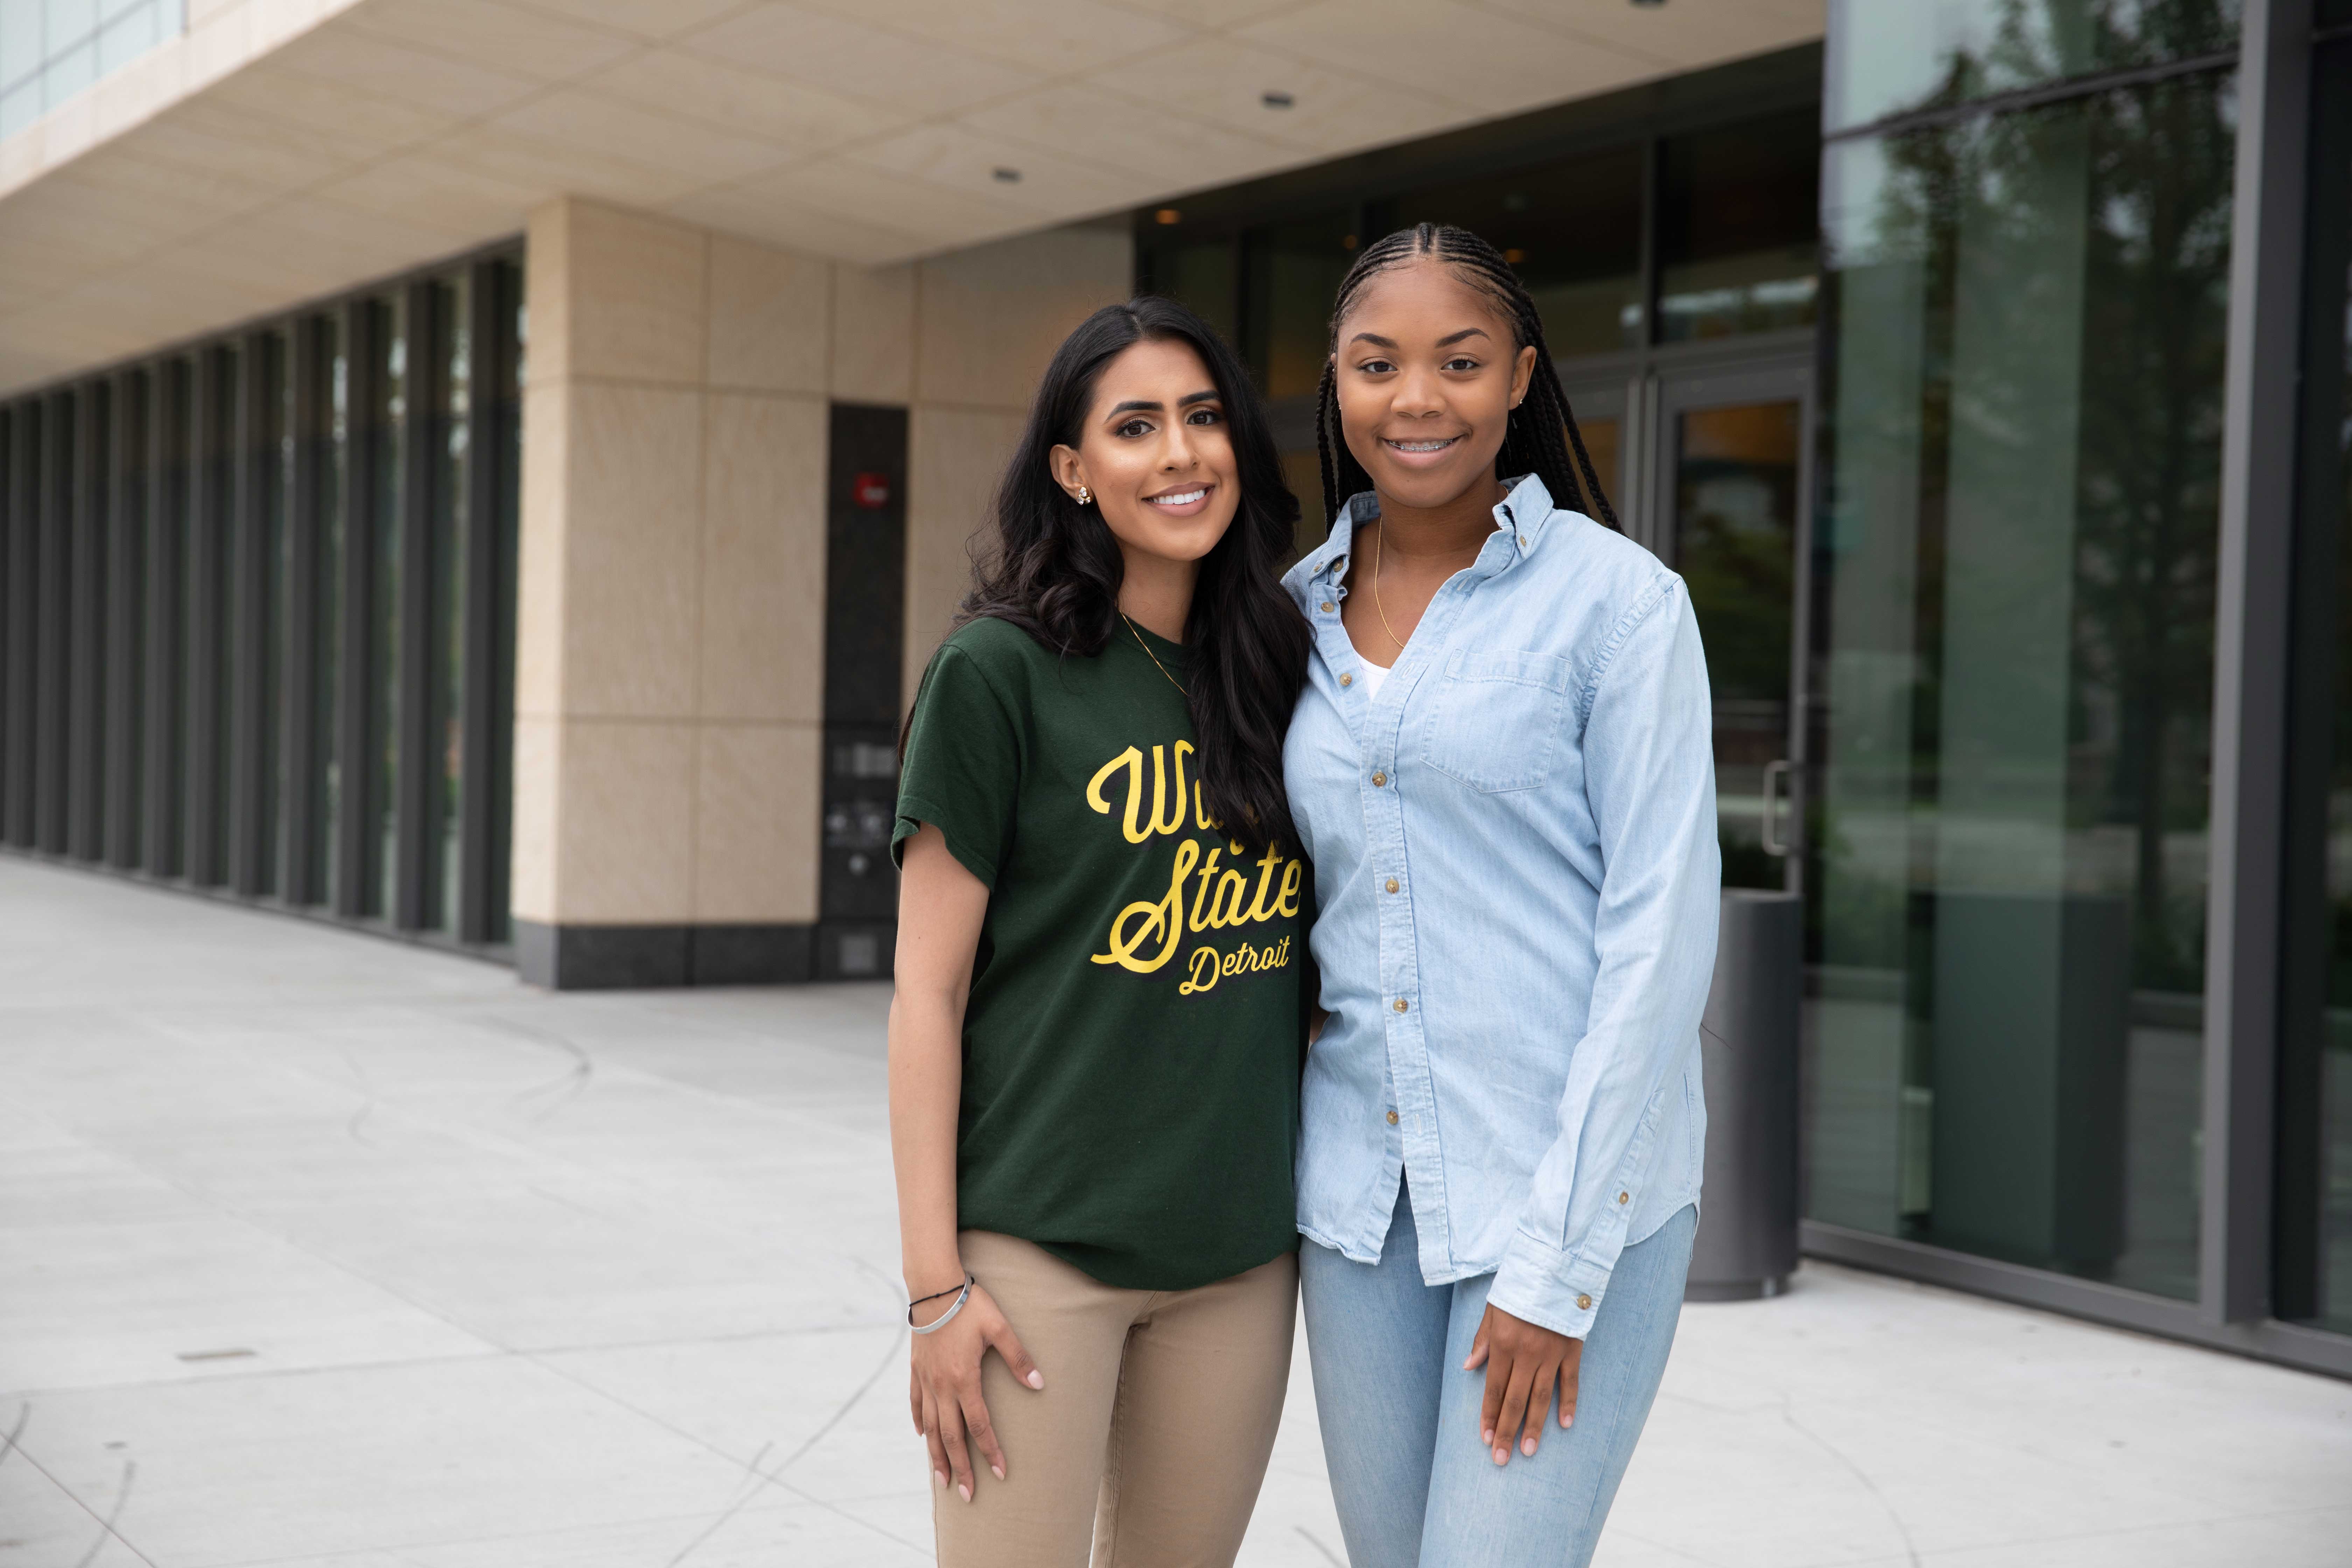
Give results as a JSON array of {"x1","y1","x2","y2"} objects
[
  {"x1": 1333, "y1": 258, "x2": 1538, "y2": 514},
  {"x1": 1050, "y1": 336, "x2": 1240, "y2": 573}
]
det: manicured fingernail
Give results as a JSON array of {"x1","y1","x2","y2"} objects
[
  {"x1": 1562, "y1": 1414, "x2": 1575, "y2": 1428},
  {"x1": 1522, "y1": 1436, "x2": 1536, "y2": 1456},
  {"x1": 990, "y1": 1464, "x2": 1004, "y2": 1480},
  {"x1": 1492, "y1": 1446, "x2": 1508, "y2": 1465},
  {"x1": 1482, "y1": 1427, "x2": 1493, "y2": 1446},
  {"x1": 1026, "y1": 1370, "x2": 1044, "y2": 1390},
  {"x1": 959, "y1": 1483, "x2": 972, "y2": 1502},
  {"x1": 934, "y1": 1470, "x2": 947, "y2": 1490}
]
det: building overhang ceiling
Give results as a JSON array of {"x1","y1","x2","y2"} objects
[{"x1": 0, "y1": 0, "x2": 1822, "y2": 396}]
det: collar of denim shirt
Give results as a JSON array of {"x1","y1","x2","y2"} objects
[{"x1": 1295, "y1": 472, "x2": 1564, "y2": 592}]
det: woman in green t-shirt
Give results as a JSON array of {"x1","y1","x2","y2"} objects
[{"x1": 888, "y1": 297, "x2": 1313, "y2": 1567}]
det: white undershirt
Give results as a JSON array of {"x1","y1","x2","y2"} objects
[{"x1": 1356, "y1": 659, "x2": 1393, "y2": 699}]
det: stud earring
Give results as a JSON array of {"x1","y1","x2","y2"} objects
[{"x1": 1076, "y1": 485, "x2": 1091, "y2": 505}]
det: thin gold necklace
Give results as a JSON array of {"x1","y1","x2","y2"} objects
[
  {"x1": 1369, "y1": 523, "x2": 1408, "y2": 653},
  {"x1": 1122, "y1": 613, "x2": 1189, "y2": 698}
]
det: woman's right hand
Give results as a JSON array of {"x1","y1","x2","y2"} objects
[{"x1": 908, "y1": 1279, "x2": 1043, "y2": 1502}]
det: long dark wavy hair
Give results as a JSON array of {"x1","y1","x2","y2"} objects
[
  {"x1": 1314, "y1": 223, "x2": 1619, "y2": 531},
  {"x1": 955, "y1": 296, "x2": 1309, "y2": 853}
]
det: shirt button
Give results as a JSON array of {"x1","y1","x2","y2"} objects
[
  {"x1": 1371, "y1": 771, "x2": 1387, "y2": 787},
  {"x1": 1618, "y1": 1192, "x2": 1630, "y2": 1205},
  {"x1": 1321, "y1": 601, "x2": 1335, "y2": 612},
  {"x1": 1519, "y1": 534, "x2": 1529, "y2": 546},
  {"x1": 1576, "y1": 1293, "x2": 1592, "y2": 1310},
  {"x1": 1340, "y1": 673, "x2": 1353, "y2": 687},
  {"x1": 1386, "y1": 1110, "x2": 1399, "y2": 1126},
  {"x1": 1385, "y1": 877, "x2": 1399, "y2": 893},
  {"x1": 1393, "y1": 997, "x2": 1408, "y2": 1013}
]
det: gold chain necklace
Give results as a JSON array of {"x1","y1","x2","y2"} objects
[
  {"x1": 1122, "y1": 613, "x2": 1189, "y2": 698},
  {"x1": 1369, "y1": 523, "x2": 1408, "y2": 653}
]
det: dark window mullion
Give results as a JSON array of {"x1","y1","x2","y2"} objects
[
  {"x1": 334, "y1": 301, "x2": 379, "y2": 920},
  {"x1": 66, "y1": 382, "x2": 106, "y2": 862},
  {"x1": 183, "y1": 350, "x2": 228, "y2": 886},
  {"x1": 3, "y1": 403, "x2": 34, "y2": 847},
  {"x1": 35, "y1": 390, "x2": 71, "y2": 855},
  {"x1": 457, "y1": 263, "x2": 502, "y2": 944},
  {"x1": 282, "y1": 317, "x2": 325, "y2": 906},
  {"x1": 227, "y1": 330, "x2": 272, "y2": 897},
  {"x1": 104, "y1": 370, "x2": 145, "y2": 869},
  {"x1": 141, "y1": 364, "x2": 184, "y2": 878},
  {"x1": 393, "y1": 281, "x2": 439, "y2": 931}
]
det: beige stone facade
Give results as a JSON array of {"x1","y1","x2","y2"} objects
[{"x1": 511, "y1": 195, "x2": 1127, "y2": 954}]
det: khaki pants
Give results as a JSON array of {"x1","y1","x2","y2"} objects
[{"x1": 933, "y1": 1230, "x2": 1297, "y2": 1568}]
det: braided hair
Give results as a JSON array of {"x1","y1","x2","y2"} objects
[{"x1": 1313, "y1": 223, "x2": 1618, "y2": 533}]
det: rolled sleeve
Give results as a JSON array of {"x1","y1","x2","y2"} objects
[{"x1": 1487, "y1": 579, "x2": 1719, "y2": 1338}]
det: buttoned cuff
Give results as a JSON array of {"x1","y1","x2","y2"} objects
[{"x1": 1486, "y1": 1227, "x2": 1620, "y2": 1341}]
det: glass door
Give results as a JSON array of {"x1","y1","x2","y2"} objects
[{"x1": 1650, "y1": 364, "x2": 1809, "y2": 891}]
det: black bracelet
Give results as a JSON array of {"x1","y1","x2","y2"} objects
[{"x1": 909, "y1": 1274, "x2": 973, "y2": 1310}]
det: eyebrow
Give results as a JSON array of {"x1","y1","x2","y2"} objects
[
  {"x1": 1106, "y1": 390, "x2": 1221, "y2": 414},
  {"x1": 1346, "y1": 327, "x2": 1493, "y2": 348}
]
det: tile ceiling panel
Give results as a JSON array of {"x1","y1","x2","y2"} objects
[
  {"x1": 957, "y1": 81, "x2": 1295, "y2": 191},
  {"x1": 0, "y1": 0, "x2": 1823, "y2": 395},
  {"x1": 1238, "y1": 0, "x2": 1663, "y2": 111},
  {"x1": 678, "y1": 5, "x2": 1044, "y2": 113},
  {"x1": 1088, "y1": 34, "x2": 1465, "y2": 157},
  {"x1": 784, "y1": 0, "x2": 1191, "y2": 77},
  {"x1": 340, "y1": 0, "x2": 642, "y2": 82},
  {"x1": 1474, "y1": 0, "x2": 1823, "y2": 65},
  {"x1": 580, "y1": 50, "x2": 907, "y2": 152}
]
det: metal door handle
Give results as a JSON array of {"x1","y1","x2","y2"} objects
[{"x1": 1760, "y1": 759, "x2": 1791, "y2": 857}]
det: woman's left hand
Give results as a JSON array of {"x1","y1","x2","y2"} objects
[{"x1": 1463, "y1": 1303, "x2": 1582, "y2": 1466}]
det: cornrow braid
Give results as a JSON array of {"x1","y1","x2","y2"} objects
[{"x1": 1312, "y1": 222, "x2": 1619, "y2": 533}]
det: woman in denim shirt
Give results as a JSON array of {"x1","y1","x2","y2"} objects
[{"x1": 1283, "y1": 224, "x2": 1720, "y2": 1567}]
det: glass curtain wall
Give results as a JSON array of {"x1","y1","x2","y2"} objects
[
  {"x1": 2279, "y1": 14, "x2": 2352, "y2": 1339},
  {"x1": 0, "y1": 249, "x2": 523, "y2": 956},
  {"x1": 1808, "y1": 0, "x2": 2236, "y2": 1300},
  {"x1": 1136, "y1": 102, "x2": 1818, "y2": 552}
]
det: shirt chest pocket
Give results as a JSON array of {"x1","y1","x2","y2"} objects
[{"x1": 1420, "y1": 647, "x2": 1576, "y2": 793}]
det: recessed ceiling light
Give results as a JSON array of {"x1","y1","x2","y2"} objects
[
  {"x1": 1154, "y1": 208, "x2": 1182, "y2": 225},
  {"x1": 1631, "y1": 0, "x2": 1665, "y2": 7},
  {"x1": 1503, "y1": 248, "x2": 1527, "y2": 264},
  {"x1": 992, "y1": 167, "x2": 1022, "y2": 183},
  {"x1": 1262, "y1": 90, "x2": 1295, "y2": 108}
]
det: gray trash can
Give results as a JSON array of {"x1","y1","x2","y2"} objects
[{"x1": 1686, "y1": 889, "x2": 1801, "y2": 1301}]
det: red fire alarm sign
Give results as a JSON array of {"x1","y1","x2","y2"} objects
[{"x1": 852, "y1": 472, "x2": 891, "y2": 510}]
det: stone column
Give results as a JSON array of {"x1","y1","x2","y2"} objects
[{"x1": 511, "y1": 197, "x2": 1127, "y2": 988}]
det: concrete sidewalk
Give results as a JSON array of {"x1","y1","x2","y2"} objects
[{"x1": 2, "y1": 859, "x2": 2346, "y2": 1567}]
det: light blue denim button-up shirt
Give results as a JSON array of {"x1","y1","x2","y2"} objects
[{"x1": 1281, "y1": 473, "x2": 1719, "y2": 1340}]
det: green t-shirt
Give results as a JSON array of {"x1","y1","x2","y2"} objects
[{"x1": 891, "y1": 615, "x2": 1306, "y2": 1291}]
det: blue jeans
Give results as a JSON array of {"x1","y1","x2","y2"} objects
[{"x1": 1300, "y1": 1186, "x2": 1697, "y2": 1568}]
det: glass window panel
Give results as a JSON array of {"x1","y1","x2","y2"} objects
[
  {"x1": 1244, "y1": 209, "x2": 1356, "y2": 399},
  {"x1": 1658, "y1": 107, "x2": 1820, "y2": 343},
  {"x1": 253, "y1": 331, "x2": 284, "y2": 897},
  {"x1": 318, "y1": 316, "x2": 346, "y2": 908},
  {"x1": 1806, "y1": 68, "x2": 2232, "y2": 1301},
  {"x1": 372, "y1": 296, "x2": 404, "y2": 919},
  {"x1": 2280, "y1": 37, "x2": 2352, "y2": 1338},
  {"x1": 1673, "y1": 400, "x2": 1800, "y2": 890},
  {"x1": 42, "y1": 36, "x2": 92, "y2": 107},
  {"x1": 44, "y1": 0, "x2": 97, "y2": 48},
  {"x1": 484, "y1": 260, "x2": 523, "y2": 945},
  {"x1": 434, "y1": 275, "x2": 468, "y2": 934},
  {"x1": 1143, "y1": 236, "x2": 1240, "y2": 351},
  {"x1": 1387, "y1": 143, "x2": 1646, "y2": 357},
  {"x1": 1826, "y1": 0, "x2": 2241, "y2": 133},
  {"x1": 96, "y1": 4, "x2": 154, "y2": 74},
  {"x1": 1, "y1": 5, "x2": 41, "y2": 93}
]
